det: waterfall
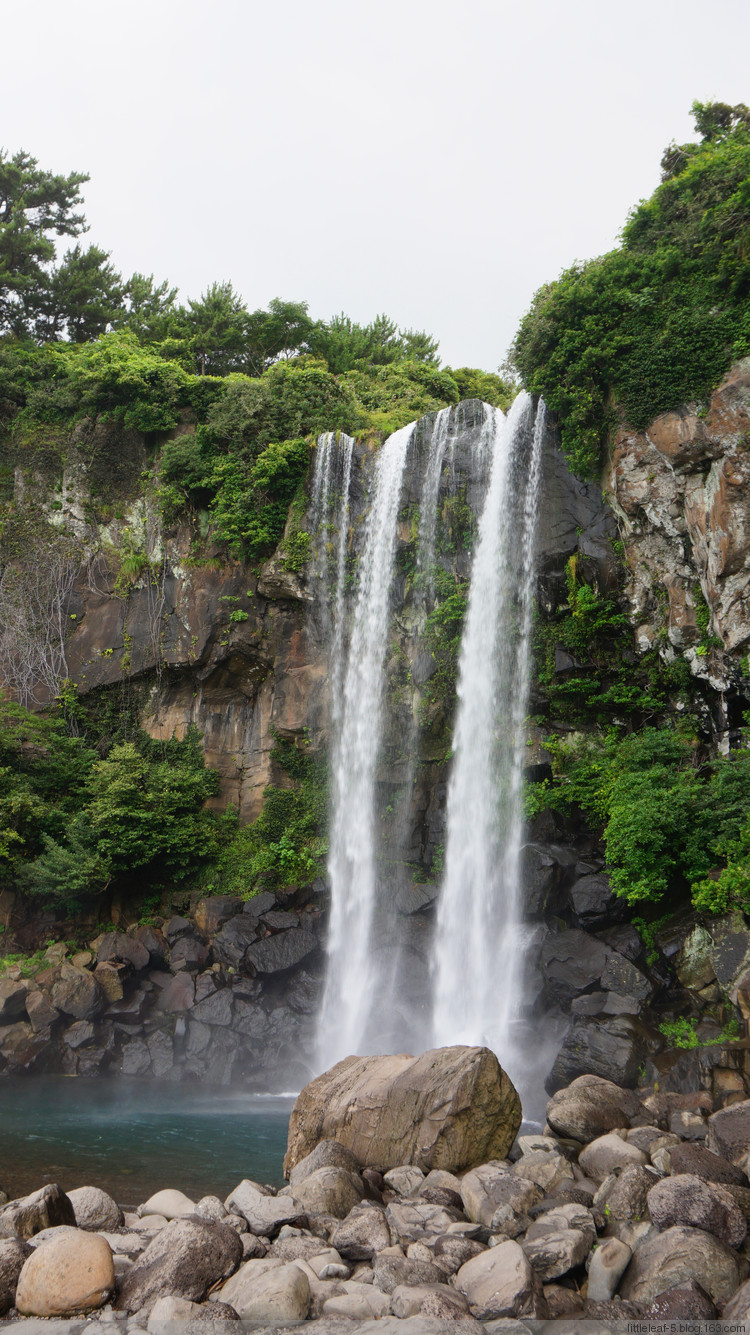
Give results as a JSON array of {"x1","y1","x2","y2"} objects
[
  {"x1": 316, "y1": 423, "x2": 415, "y2": 1068},
  {"x1": 430, "y1": 392, "x2": 545, "y2": 1087},
  {"x1": 310, "y1": 432, "x2": 355, "y2": 724}
]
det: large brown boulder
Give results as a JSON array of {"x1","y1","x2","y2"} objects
[
  {"x1": 283, "y1": 1046, "x2": 521, "y2": 1176},
  {"x1": 16, "y1": 1230, "x2": 114, "y2": 1316}
]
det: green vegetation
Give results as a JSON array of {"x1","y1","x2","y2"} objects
[
  {"x1": 659, "y1": 1014, "x2": 741, "y2": 1049},
  {"x1": 210, "y1": 736, "x2": 327, "y2": 896},
  {"x1": 515, "y1": 101, "x2": 750, "y2": 475},
  {"x1": 528, "y1": 724, "x2": 750, "y2": 910}
]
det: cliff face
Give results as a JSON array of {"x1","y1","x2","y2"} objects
[{"x1": 607, "y1": 360, "x2": 750, "y2": 697}]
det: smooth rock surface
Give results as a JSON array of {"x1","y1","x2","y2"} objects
[
  {"x1": 284, "y1": 1046, "x2": 521, "y2": 1175},
  {"x1": 66, "y1": 1186, "x2": 123, "y2": 1232},
  {"x1": 456, "y1": 1239, "x2": 540, "y2": 1320},
  {"x1": 16, "y1": 1230, "x2": 114, "y2": 1316},
  {"x1": 218, "y1": 1258, "x2": 310, "y2": 1322}
]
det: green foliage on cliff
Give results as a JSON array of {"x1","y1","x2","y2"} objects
[
  {"x1": 212, "y1": 736, "x2": 327, "y2": 894},
  {"x1": 529, "y1": 725, "x2": 750, "y2": 910},
  {"x1": 0, "y1": 699, "x2": 219, "y2": 908},
  {"x1": 515, "y1": 101, "x2": 750, "y2": 475}
]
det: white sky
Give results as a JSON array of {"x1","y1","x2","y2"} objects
[{"x1": 2, "y1": 0, "x2": 749, "y2": 369}]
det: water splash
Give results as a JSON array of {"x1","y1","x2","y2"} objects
[
  {"x1": 316, "y1": 423, "x2": 414, "y2": 1067},
  {"x1": 430, "y1": 393, "x2": 545, "y2": 1088}
]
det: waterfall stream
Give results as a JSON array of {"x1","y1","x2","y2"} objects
[
  {"x1": 312, "y1": 397, "x2": 545, "y2": 1085},
  {"x1": 316, "y1": 423, "x2": 415, "y2": 1068},
  {"x1": 430, "y1": 392, "x2": 545, "y2": 1090}
]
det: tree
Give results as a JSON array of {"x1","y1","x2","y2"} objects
[
  {"x1": 119, "y1": 271, "x2": 179, "y2": 342},
  {"x1": 243, "y1": 298, "x2": 313, "y2": 375},
  {"x1": 183, "y1": 281, "x2": 250, "y2": 374},
  {"x1": 45, "y1": 244, "x2": 126, "y2": 342},
  {"x1": 0, "y1": 148, "x2": 88, "y2": 337}
]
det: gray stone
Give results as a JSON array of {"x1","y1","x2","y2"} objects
[
  {"x1": 391, "y1": 1282, "x2": 469, "y2": 1320},
  {"x1": 586, "y1": 1236, "x2": 631, "y2": 1301},
  {"x1": 0, "y1": 979, "x2": 29, "y2": 1023},
  {"x1": 461, "y1": 1165, "x2": 542, "y2": 1228},
  {"x1": 66, "y1": 1187, "x2": 123, "y2": 1231},
  {"x1": 116, "y1": 1217, "x2": 243, "y2": 1313},
  {"x1": 547, "y1": 1015, "x2": 650, "y2": 1091},
  {"x1": 539, "y1": 930, "x2": 610, "y2": 1005},
  {"x1": 619, "y1": 1223, "x2": 740, "y2": 1305},
  {"x1": 212, "y1": 916, "x2": 259, "y2": 968},
  {"x1": 0, "y1": 1238, "x2": 32, "y2": 1313},
  {"x1": 668, "y1": 1141, "x2": 748, "y2": 1186},
  {"x1": 708, "y1": 1098, "x2": 750, "y2": 1166},
  {"x1": 217, "y1": 1257, "x2": 310, "y2": 1322},
  {"x1": 569, "y1": 874, "x2": 620, "y2": 926},
  {"x1": 599, "y1": 952, "x2": 653, "y2": 1002},
  {"x1": 373, "y1": 1253, "x2": 445, "y2": 1294},
  {"x1": 96, "y1": 931, "x2": 149, "y2": 972},
  {"x1": 169, "y1": 935, "x2": 209, "y2": 973},
  {"x1": 546, "y1": 1074, "x2": 645, "y2": 1141},
  {"x1": 383, "y1": 1166, "x2": 425, "y2": 1196},
  {"x1": 190, "y1": 988, "x2": 234, "y2": 1027},
  {"x1": 0, "y1": 1184, "x2": 75, "y2": 1239},
  {"x1": 246, "y1": 928, "x2": 318, "y2": 975},
  {"x1": 593, "y1": 1165, "x2": 655, "y2": 1222},
  {"x1": 579, "y1": 1133, "x2": 648, "y2": 1183},
  {"x1": 330, "y1": 1203, "x2": 392, "y2": 1260},
  {"x1": 157, "y1": 970, "x2": 195, "y2": 1012},
  {"x1": 644, "y1": 1281, "x2": 717, "y2": 1321},
  {"x1": 288, "y1": 1139, "x2": 362, "y2": 1189},
  {"x1": 455, "y1": 1239, "x2": 541, "y2": 1320},
  {"x1": 647, "y1": 1173, "x2": 746, "y2": 1247},
  {"x1": 25, "y1": 990, "x2": 59, "y2": 1033},
  {"x1": 225, "y1": 1179, "x2": 305, "y2": 1236},
  {"x1": 387, "y1": 1198, "x2": 460, "y2": 1241},
  {"x1": 292, "y1": 1167, "x2": 364, "y2": 1220},
  {"x1": 50, "y1": 966, "x2": 104, "y2": 1021}
]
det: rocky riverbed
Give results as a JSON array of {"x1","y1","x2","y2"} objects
[{"x1": 2, "y1": 1051, "x2": 750, "y2": 1329}]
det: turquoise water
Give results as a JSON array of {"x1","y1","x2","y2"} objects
[{"x1": 0, "y1": 1078, "x2": 292, "y2": 1207}]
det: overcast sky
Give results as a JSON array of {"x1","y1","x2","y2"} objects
[{"x1": 3, "y1": 0, "x2": 749, "y2": 369}]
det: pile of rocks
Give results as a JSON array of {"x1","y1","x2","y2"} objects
[
  {"x1": 3, "y1": 1070, "x2": 750, "y2": 1330},
  {"x1": 0, "y1": 892, "x2": 323, "y2": 1088}
]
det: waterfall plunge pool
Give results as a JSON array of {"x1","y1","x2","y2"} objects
[{"x1": 0, "y1": 1077, "x2": 293, "y2": 1204}]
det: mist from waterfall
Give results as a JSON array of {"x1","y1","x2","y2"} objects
[
  {"x1": 430, "y1": 392, "x2": 545, "y2": 1092},
  {"x1": 316, "y1": 423, "x2": 414, "y2": 1069}
]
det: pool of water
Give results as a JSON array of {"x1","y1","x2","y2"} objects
[{"x1": 0, "y1": 1077, "x2": 293, "y2": 1207}]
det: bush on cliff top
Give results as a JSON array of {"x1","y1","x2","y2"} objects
[{"x1": 514, "y1": 100, "x2": 750, "y2": 476}]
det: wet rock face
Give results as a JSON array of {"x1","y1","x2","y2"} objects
[{"x1": 607, "y1": 358, "x2": 750, "y2": 655}]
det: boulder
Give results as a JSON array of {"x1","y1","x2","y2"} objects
[
  {"x1": 569, "y1": 873, "x2": 621, "y2": 926},
  {"x1": 455, "y1": 1239, "x2": 542, "y2": 1320},
  {"x1": 96, "y1": 931, "x2": 149, "y2": 971},
  {"x1": 292, "y1": 1167, "x2": 364, "y2": 1219},
  {"x1": 546, "y1": 1015, "x2": 649, "y2": 1090},
  {"x1": 0, "y1": 1184, "x2": 75, "y2": 1239},
  {"x1": 116, "y1": 1217, "x2": 243, "y2": 1313},
  {"x1": 387, "y1": 1199, "x2": 461, "y2": 1241},
  {"x1": 460, "y1": 1164, "x2": 542, "y2": 1228},
  {"x1": 0, "y1": 1238, "x2": 31, "y2": 1314},
  {"x1": 599, "y1": 952, "x2": 653, "y2": 1002},
  {"x1": 212, "y1": 916, "x2": 260, "y2": 969},
  {"x1": 147, "y1": 1294, "x2": 240, "y2": 1332},
  {"x1": 246, "y1": 928, "x2": 318, "y2": 975},
  {"x1": 539, "y1": 929, "x2": 610, "y2": 1004},
  {"x1": 25, "y1": 989, "x2": 59, "y2": 1032},
  {"x1": 724, "y1": 1277, "x2": 750, "y2": 1320},
  {"x1": 217, "y1": 1258, "x2": 310, "y2": 1322},
  {"x1": 671, "y1": 1142, "x2": 748, "y2": 1187},
  {"x1": 67, "y1": 1186, "x2": 123, "y2": 1231},
  {"x1": 322, "y1": 1282, "x2": 392, "y2": 1319},
  {"x1": 647, "y1": 1173, "x2": 746, "y2": 1247},
  {"x1": 16, "y1": 1229, "x2": 114, "y2": 1316},
  {"x1": 0, "y1": 978, "x2": 29, "y2": 1023},
  {"x1": 391, "y1": 1282, "x2": 469, "y2": 1320},
  {"x1": 593, "y1": 1165, "x2": 655, "y2": 1223},
  {"x1": 586, "y1": 1236, "x2": 631, "y2": 1301},
  {"x1": 50, "y1": 964, "x2": 104, "y2": 1020},
  {"x1": 578, "y1": 1133, "x2": 648, "y2": 1183},
  {"x1": 330, "y1": 1202, "x2": 392, "y2": 1260},
  {"x1": 225, "y1": 1179, "x2": 305, "y2": 1236},
  {"x1": 169, "y1": 935, "x2": 210, "y2": 973},
  {"x1": 708, "y1": 1098, "x2": 750, "y2": 1166},
  {"x1": 384, "y1": 1166, "x2": 426, "y2": 1196},
  {"x1": 284, "y1": 1046, "x2": 521, "y2": 1176},
  {"x1": 433, "y1": 1234, "x2": 485, "y2": 1276},
  {"x1": 645, "y1": 1281, "x2": 717, "y2": 1320},
  {"x1": 190, "y1": 989, "x2": 234, "y2": 1027},
  {"x1": 140, "y1": 1188, "x2": 196, "y2": 1220},
  {"x1": 194, "y1": 895, "x2": 244, "y2": 936},
  {"x1": 373, "y1": 1253, "x2": 445, "y2": 1293},
  {"x1": 619, "y1": 1224, "x2": 740, "y2": 1305},
  {"x1": 546, "y1": 1074, "x2": 644, "y2": 1141},
  {"x1": 288, "y1": 1138, "x2": 362, "y2": 1188},
  {"x1": 511, "y1": 1150, "x2": 572, "y2": 1192},
  {"x1": 521, "y1": 1204, "x2": 591, "y2": 1281}
]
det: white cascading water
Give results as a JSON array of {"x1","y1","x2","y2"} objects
[
  {"x1": 316, "y1": 423, "x2": 415, "y2": 1068},
  {"x1": 310, "y1": 431, "x2": 356, "y2": 724},
  {"x1": 431, "y1": 392, "x2": 545, "y2": 1089}
]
